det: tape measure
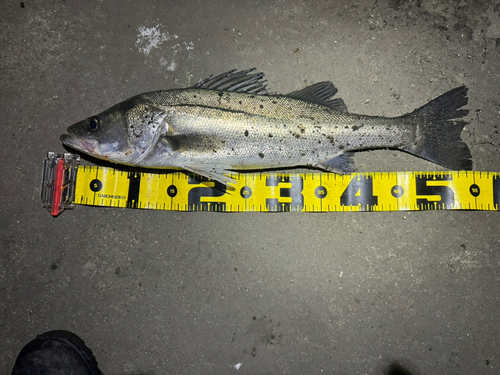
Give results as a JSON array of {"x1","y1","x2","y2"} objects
[{"x1": 41, "y1": 153, "x2": 500, "y2": 215}]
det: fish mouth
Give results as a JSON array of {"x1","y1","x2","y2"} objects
[{"x1": 60, "y1": 133, "x2": 96, "y2": 153}]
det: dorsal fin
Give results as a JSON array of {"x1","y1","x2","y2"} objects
[
  {"x1": 193, "y1": 68, "x2": 268, "y2": 95},
  {"x1": 286, "y1": 82, "x2": 348, "y2": 113},
  {"x1": 193, "y1": 70, "x2": 348, "y2": 112}
]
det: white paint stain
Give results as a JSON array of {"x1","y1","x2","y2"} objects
[
  {"x1": 159, "y1": 57, "x2": 176, "y2": 72},
  {"x1": 183, "y1": 41, "x2": 195, "y2": 50},
  {"x1": 159, "y1": 56, "x2": 168, "y2": 67},
  {"x1": 136, "y1": 24, "x2": 173, "y2": 55},
  {"x1": 167, "y1": 61, "x2": 176, "y2": 71},
  {"x1": 136, "y1": 23, "x2": 192, "y2": 57},
  {"x1": 234, "y1": 363, "x2": 242, "y2": 370}
]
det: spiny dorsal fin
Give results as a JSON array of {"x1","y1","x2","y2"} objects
[
  {"x1": 286, "y1": 81, "x2": 348, "y2": 113},
  {"x1": 193, "y1": 68, "x2": 268, "y2": 95}
]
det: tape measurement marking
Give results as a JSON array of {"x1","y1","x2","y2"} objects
[{"x1": 73, "y1": 167, "x2": 500, "y2": 212}]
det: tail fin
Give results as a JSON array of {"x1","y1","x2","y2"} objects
[{"x1": 402, "y1": 86, "x2": 472, "y2": 170}]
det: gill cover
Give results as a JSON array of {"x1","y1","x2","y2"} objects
[{"x1": 123, "y1": 100, "x2": 169, "y2": 164}]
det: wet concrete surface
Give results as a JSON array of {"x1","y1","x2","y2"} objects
[{"x1": 1, "y1": 0, "x2": 499, "y2": 374}]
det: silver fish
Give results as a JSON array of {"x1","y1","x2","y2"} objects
[{"x1": 61, "y1": 68, "x2": 472, "y2": 185}]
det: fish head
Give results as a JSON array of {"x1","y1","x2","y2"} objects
[{"x1": 61, "y1": 97, "x2": 167, "y2": 165}]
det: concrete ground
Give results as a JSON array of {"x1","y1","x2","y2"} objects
[{"x1": 1, "y1": 0, "x2": 499, "y2": 374}]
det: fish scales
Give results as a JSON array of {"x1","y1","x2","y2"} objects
[
  {"x1": 137, "y1": 89, "x2": 413, "y2": 169},
  {"x1": 60, "y1": 69, "x2": 472, "y2": 185}
]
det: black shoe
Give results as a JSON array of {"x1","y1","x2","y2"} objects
[{"x1": 12, "y1": 330, "x2": 101, "y2": 375}]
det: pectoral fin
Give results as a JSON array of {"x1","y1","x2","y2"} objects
[
  {"x1": 183, "y1": 165, "x2": 237, "y2": 186},
  {"x1": 313, "y1": 152, "x2": 356, "y2": 174}
]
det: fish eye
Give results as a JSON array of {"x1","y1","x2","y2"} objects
[{"x1": 87, "y1": 117, "x2": 100, "y2": 132}]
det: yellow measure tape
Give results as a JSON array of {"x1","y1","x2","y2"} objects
[{"x1": 73, "y1": 166, "x2": 500, "y2": 212}]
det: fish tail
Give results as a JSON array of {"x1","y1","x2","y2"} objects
[{"x1": 402, "y1": 86, "x2": 472, "y2": 170}]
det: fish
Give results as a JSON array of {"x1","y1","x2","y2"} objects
[{"x1": 60, "y1": 68, "x2": 472, "y2": 185}]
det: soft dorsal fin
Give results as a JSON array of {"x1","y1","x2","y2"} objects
[
  {"x1": 286, "y1": 81, "x2": 348, "y2": 113},
  {"x1": 193, "y1": 68, "x2": 268, "y2": 95}
]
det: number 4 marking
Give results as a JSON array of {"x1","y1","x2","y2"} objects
[{"x1": 340, "y1": 176, "x2": 378, "y2": 211}]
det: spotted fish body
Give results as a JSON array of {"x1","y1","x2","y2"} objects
[{"x1": 61, "y1": 69, "x2": 472, "y2": 184}]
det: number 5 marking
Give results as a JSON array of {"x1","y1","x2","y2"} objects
[{"x1": 415, "y1": 175, "x2": 454, "y2": 210}]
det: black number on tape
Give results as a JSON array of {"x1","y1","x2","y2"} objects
[
  {"x1": 266, "y1": 176, "x2": 304, "y2": 212},
  {"x1": 167, "y1": 185, "x2": 177, "y2": 198},
  {"x1": 469, "y1": 184, "x2": 480, "y2": 197},
  {"x1": 391, "y1": 185, "x2": 404, "y2": 198},
  {"x1": 90, "y1": 179, "x2": 102, "y2": 192},
  {"x1": 187, "y1": 176, "x2": 227, "y2": 211},
  {"x1": 240, "y1": 186, "x2": 252, "y2": 199},
  {"x1": 415, "y1": 175, "x2": 454, "y2": 210},
  {"x1": 340, "y1": 176, "x2": 378, "y2": 211},
  {"x1": 493, "y1": 175, "x2": 500, "y2": 210},
  {"x1": 315, "y1": 186, "x2": 327, "y2": 199},
  {"x1": 127, "y1": 172, "x2": 141, "y2": 208}
]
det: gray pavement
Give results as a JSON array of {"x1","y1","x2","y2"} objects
[{"x1": 1, "y1": 0, "x2": 499, "y2": 374}]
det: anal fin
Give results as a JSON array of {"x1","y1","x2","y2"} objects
[
  {"x1": 313, "y1": 152, "x2": 356, "y2": 174},
  {"x1": 183, "y1": 165, "x2": 237, "y2": 186}
]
